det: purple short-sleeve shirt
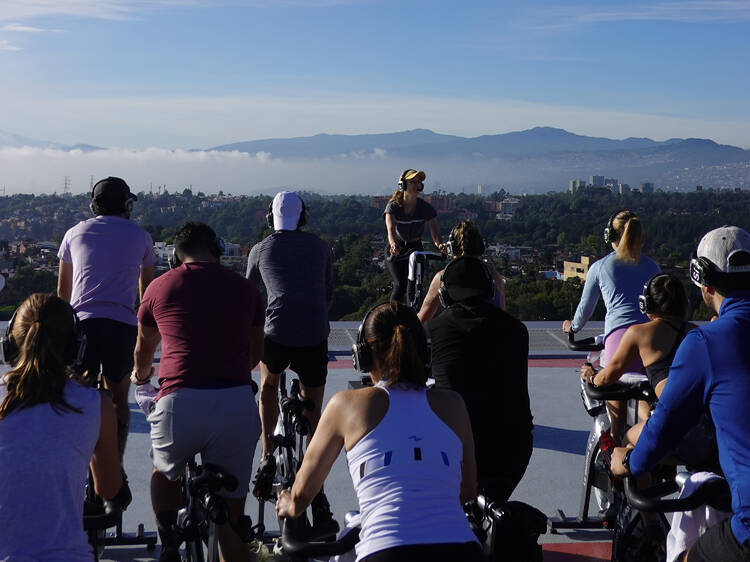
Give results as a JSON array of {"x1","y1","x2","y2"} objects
[{"x1": 58, "y1": 215, "x2": 156, "y2": 325}]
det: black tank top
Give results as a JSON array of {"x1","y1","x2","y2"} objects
[{"x1": 644, "y1": 321, "x2": 693, "y2": 389}]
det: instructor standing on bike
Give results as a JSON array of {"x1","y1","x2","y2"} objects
[
  {"x1": 134, "y1": 222, "x2": 263, "y2": 562},
  {"x1": 384, "y1": 169, "x2": 446, "y2": 303},
  {"x1": 611, "y1": 226, "x2": 750, "y2": 562},
  {"x1": 57, "y1": 176, "x2": 155, "y2": 504},
  {"x1": 246, "y1": 190, "x2": 335, "y2": 527}
]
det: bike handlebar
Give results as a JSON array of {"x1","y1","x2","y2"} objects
[
  {"x1": 280, "y1": 517, "x2": 359, "y2": 557},
  {"x1": 568, "y1": 330, "x2": 604, "y2": 352},
  {"x1": 583, "y1": 379, "x2": 656, "y2": 403},
  {"x1": 623, "y1": 474, "x2": 731, "y2": 513}
]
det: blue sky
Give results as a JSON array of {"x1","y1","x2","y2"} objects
[{"x1": 1, "y1": 0, "x2": 749, "y2": 150}]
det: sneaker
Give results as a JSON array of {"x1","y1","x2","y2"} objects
[
  {"x1": 104, "y1": 468, "x2": 132, "y2": 513},
  {"x1": 252, "y1": 455, "x2": 276, "y2": 501},
  {"x1": 311, "y1": 491, "x2": 336, "y2": 528},
  {"x1": 158, "y1": 546, "x2": 181, "y2": 562}
]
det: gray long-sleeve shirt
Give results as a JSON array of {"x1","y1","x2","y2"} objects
[{"x1": 246, "y1": 230, "x2": 333, "y2": 346}]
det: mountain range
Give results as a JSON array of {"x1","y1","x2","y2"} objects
[{"x1": 2, "y1": 127, "x2": 749, "y2": 192}]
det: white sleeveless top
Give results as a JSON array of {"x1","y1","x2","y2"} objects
[
  {"x1": 0, "y1": 378, "x2": 100, "y2": 561},
  {"x1": 346, "y1": 382, "x2": 477, "y2": 560}
]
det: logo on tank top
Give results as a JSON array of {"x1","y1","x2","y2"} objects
[{"x1": 408, "y1": 435, "x2": 423, "y2": 442}]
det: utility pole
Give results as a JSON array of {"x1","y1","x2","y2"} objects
[{"x1": 90, "y1": 175, "x2": 94, "y2": 192}]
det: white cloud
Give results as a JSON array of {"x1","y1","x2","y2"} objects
[
  {"x1": 1, "y1": 22, "x2": 58, "y2": 32},
  {"x1": 0, "y1": 40, "x2": 22, "y2": 51},
  {"x1": 0, "y1": 0, "x2": 213, "y2": 22}
]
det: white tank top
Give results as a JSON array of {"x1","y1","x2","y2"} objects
[
  {"x1": 346, "y1": 382, "x2": 477, "y2": 560},
  {"x1": 0, "y1": 378, "x2": 100, "y2": 561}
]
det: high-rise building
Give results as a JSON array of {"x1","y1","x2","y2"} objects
[
  {"x1": 590, "y1": 175, "x2": 605, "y2": 188},
  {"x1": 569, "y1": 179, "x2": 586, "y2": 193},
  {"x1": 640, "y1": 182, "x2": 655, "y2": 193}
]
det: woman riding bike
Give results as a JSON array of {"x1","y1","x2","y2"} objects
[
  {"x1": 418, "y1": 219, "x2": 505, "y2": 323},
  {"x1": 0, "y1": 294, "x2": 121, "y2": 561},
  {"x1": 276, "y1": 301, "x2": 482, "y2": 561},
  {"x1": 563, "y1": 210, "x2": 660, "y2": 441},
  {"x1": 383, "y1": 169, "x2": 446, "y2": 303},
  {"x1": 582, "y1": 273, "x2": 718, "y2": 469}
]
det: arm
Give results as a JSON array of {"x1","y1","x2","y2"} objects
[
  {"x1": 276, "y1": 392, "x2": 346, "y2": 518},
  {"x1": 585, "y1": 325, "x2": 640, "y2": 387},
  {"x1": 139, "y1": 265, "x2": 155, "y2": 301},
  {"x1": 250, "y1": 325, "x2": 263, "y2": 371},
  {"x1": 427, "y1": 217, "x2": 445, "y2": 252},
  {"x1": 246, "y1": 245, "x2": 262, "y2": 285},
  {"x1": 385, "y1": 213, "x2": 400, "y2": 256},
  {"x1": 131, "y1": 323, "x2": 161, "y2": 384},
  {"x1": 487, "y1": 264, "x2": 506, "y2": 310},
  {"x1": 456, "y1": 395, "x2": 478, "y2": 504},
  {"x1": 417, "y1": 270, "x2": 442, "y2": 323},
  {"x1": 569, "y1": 261, "x2": 601, "y2": 332},
  {"x1": 90, "y1": 393, "x2": 123, "y2": 499},
  {"x1": 325, "y1": 244, "x2": 333, "y2": 310},
  {"x1": 57, "y1": 260, "x2": 73, "y2": 302}
]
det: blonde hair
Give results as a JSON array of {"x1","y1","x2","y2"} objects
[
  {"x1": 388, "y1": 190, "x2": 405, "y2": 206},
  {"x1": 613, "y1": 211, "x2": 644, "y2": 262},
  {"x1": 452, "y1": 220, "x2": 484, "y2": 257},
  {"x1": 0, "y1": 294, "x2": 82, "y2": 419}
]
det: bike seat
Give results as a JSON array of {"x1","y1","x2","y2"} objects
[
  {"x1": 190, "y1": 463, "x2": 238, "y2": 495},
  {"x1": 281, "y1": 517, "x2": 359, "y2": 557},
  {"x1": 83, "y1": 499, "x2": 120, "y2": 531}
]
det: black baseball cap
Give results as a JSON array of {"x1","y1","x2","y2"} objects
[
  {"x1": 91, "y1": 177, "x2": 137, "y2": 209},
  {"x1": 441, "y1": 256, "x2": 494, "y2": 302}
]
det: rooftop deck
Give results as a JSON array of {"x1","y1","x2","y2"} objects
[{"x1": 3, "y1": 321, "x2": 614, "y2": 561}]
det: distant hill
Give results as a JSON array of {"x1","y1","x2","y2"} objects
[{"x1": 0, "y1": 129, "x2": 103, "y2": 152}]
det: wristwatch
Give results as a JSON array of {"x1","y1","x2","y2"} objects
[{"x1": 622, "y1": 448, "x2": 633, "y2": 473}]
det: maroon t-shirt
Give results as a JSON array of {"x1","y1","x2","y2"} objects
[{"x1": 138, "y1": 262, "x2": 264, "y2": 399}]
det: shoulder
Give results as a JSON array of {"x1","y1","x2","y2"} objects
[
  {"x1": 427, "y1": 387, "x2": 465, "y2": 409},
  {"x1": 383, "y1": 200, "x2": 399, "y2": 214},
  {"x1": 328, "y1": 386, "x2": 387, "y2": 416}
]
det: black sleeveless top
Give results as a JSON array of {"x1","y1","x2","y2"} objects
[{"x1": 644, "y1": 321, "x2": 694, "y2": 389}]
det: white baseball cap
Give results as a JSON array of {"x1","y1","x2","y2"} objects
[
  {"x1": 272, "y1": 191, "x2": 303, "y2": 231},
  {"x1": 697, "y1": 226, "x2": 750, "y2": 273}
]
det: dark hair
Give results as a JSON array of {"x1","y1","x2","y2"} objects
[
  {"x1": 91, "y1": 199, "x2": 127, "y2": 216},
  {"x1": 0, "y1": 294, "x2": 82, "y2": 419},
  {"x1": 173, "y1": 222, "x2": 221, "y2": 260},
  {"x1": 452, "y1": 220, "x2": 484, "y2": 257},
  {"x1": 648, "y1": 274, "x2": 689, "y2": 318},
  {"x1": 712, "y1": 252, "x2": 750, "y2": 295},
  {"x1": 363, "y1": 301, "x2": 428, "y2": 388}
]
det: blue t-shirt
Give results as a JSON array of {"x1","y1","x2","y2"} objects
[
  {"x1": 246, "y1": 230, "x2": 333, "y2": 347},
  {"x1": 630, "y1": 291, "x2": 750, "y2": 545},
  {"x1": 572, "y1": 252, "x2": 660, "y2": 337}
]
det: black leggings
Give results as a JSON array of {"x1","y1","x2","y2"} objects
[
  {"x1": 362, "y1": 542, "x2": 484, "y2": 562},
  {"x1": 385, "y1": 242, "x2": 423, "y2": 303}
]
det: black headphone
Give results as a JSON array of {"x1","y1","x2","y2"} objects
[
  {"x1": 438, "y1": 256, "x2": 495, "y2": 308},
  {"x1": 638, "y1": 273, "x2": 670, "y2": 314},
  {"x1": 689, "y1": 255, "x2": 717, "y2": 288},
  {"x1": 266, "y1": 197, "x2": 308, "y2": 230},
  {"x1": 397, "y1": 170, "x2": 424, "y2": 192},
  {"x1": 603, "y1": 209, "x2": 632, "y2": 244},
  {"x1": 90, "y1": 177, "x2": 135, "y2": 216},
  {"x1": 445, "y1": 224, "x2": 485, "y2": 257},
  {"x1": 351, "y1": 303, "x2": 430, "y2": 373},
  {"x1": 169, "y1": 234, "x2": 225, "y2": 269},
  {"x1": 1, "y1": 301, "x2": 86, "y2": 368}
]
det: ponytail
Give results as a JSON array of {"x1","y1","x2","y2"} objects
[
  {"x1": 613, "y1": 212, "x2": 643, "y2": 262},
  {"x1": 388, "y1": 190, "x2": 405, "y2": 207},
  {"x1": 0, "y1": 294, "x2": 82, "y2": 420},
  {"x1": 453, "y1": 220, "x2": 484, "y2": 257},
  {"x1": 364, "y1": 301, "x2": 428, "y2": 388}
]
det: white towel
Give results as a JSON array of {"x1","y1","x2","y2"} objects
[{"x1": 666, "y1": 471, "x2": 731, "y2": 562}]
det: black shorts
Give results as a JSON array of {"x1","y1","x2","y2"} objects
[
  {"x1": 262, "y1": 336, "x2": 328, "y2": 388},
  {"x1": 684, "y1": 518, "x2": 750, "y2": 562},
  {"x1": 361, "y1": 542, "x2": 484, "y2": 562},
  {"x1": 80, "y1": 318, "x2": 137, "y2": 384}
]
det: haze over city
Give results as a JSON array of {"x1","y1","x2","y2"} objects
[{"x1": 1, "y1": 0, "x2": 749, "y2": 194}]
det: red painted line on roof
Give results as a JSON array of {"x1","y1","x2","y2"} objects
[
  {"x1": 529, "y1": 358, "x2": 585, "y2": 368},
  {"x1": 542, "y1": 541, "x2": 611, "y2": 561}
]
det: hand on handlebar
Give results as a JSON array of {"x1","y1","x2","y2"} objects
[
  {"x1": 276, "y1": 489, "x2": 295, "y2": 519},
  {"x1": 562, "y1": 320, "x2": 573, "y2": 333},
  {"x1": 389, "y1": 242, "x2": 400, "y2": 256},
  {"x1": 581, "y1": 363, "x2": 597, "y2": 385},
  {"x1": 610, "y1": 446, "x2": 633, "y2": 478}
]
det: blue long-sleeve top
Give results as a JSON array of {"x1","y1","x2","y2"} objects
[
  {"x1": 571, "y1": 252, "x2": 660, "y2": 337},
  {"x1": 630, "y1": 291, "x2": 750, "y2": 545}
]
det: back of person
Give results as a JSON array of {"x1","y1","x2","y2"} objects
[
  {"x1": 589, "y1": 251, "x2": 661, "y2": 337},
  {"x1": 428, "y1": 301, "x2": 532, "y2": 495},
  {"x1": 248, "y1": 229, "x2": 331, "y2": 347},
  {"x1": 59, "y1": 215, "x2": 154, "y2": 325},
  {"x1": 0, "y1": 380, "x2": 100, "y2": 561},
  {"x1": 346, "y1": 383, "x2": 477, "y2": 561},
  {"x1": 139, "y1": 261, "x2": 262, "y2": 399}
]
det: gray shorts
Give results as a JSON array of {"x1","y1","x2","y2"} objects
[{"x1": 148, "y1": 385, "x2": 261, "y2": 498}]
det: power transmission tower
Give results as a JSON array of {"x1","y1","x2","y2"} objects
[{"x1": 63, "y1": 176, "x2": 71, "y2": 195}]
